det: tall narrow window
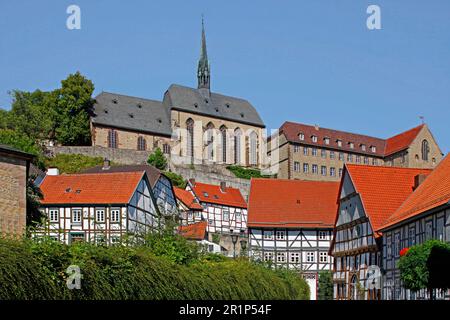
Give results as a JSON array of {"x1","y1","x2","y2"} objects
[
  {"x1": 234, "y1": 128, "x2": 242, "y2": 164},
  {"x1": 108, "y1": 129, "x2": 118, "y2": 148},
  {"x1": 137, "y1": 136, "x2": 146, "y2": 151},
  {"x1": 220, "y1": 126, "x2": 227, "y2": 163},
  {"x1": 249, "y1": 131, "x2": 258, "y2": 166},
  {"x1": 186, "y1": 118, "x2": 194, "y2": 160},
  {"x1": 206, "y1": 122, "x2": 214, "y2": 161},
  {"x1": 421, "y1": 140, "x2": 429, "y2": 161}
]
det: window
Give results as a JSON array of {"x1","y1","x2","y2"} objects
[
  {"x1": 364, "y1": 157, "x2": 369, "y2": 164},
  {"x1": 111, "y1": 236, "x2": 120, "y2": 245},
  {"x1": 337, "y1": 139, "x2": 342, "y2": 147},
  {"x1": 162, "y1": 143, "x2": 170, "y2": 154},
  {"x1": 312, "y1": 164, "x2": 318, "y2": 174},
  {"x1": 137, "y1": 136, "x2": 147, "y2": 151},
  {"x1": 96, "y1": 209, "x2": 105, "y2": 223},
  {"x1": 408, "y1": 227, "x2": 416, "y2": 246},
  {"x1": 203, "y1": 192, "x2": 209, "y2": 197},
  {"x1": 186, "y1": 118, "x2": 194, "y2": 159},
  {"x1": 299, "y1": 133, "x2": 304, "y2": 141},
  {"x1": 339, "y1": 152, "x2": 344, "y2": 161},
  {"x1": 306, "y1": 252, "x2": 315, "y2": 263},
  {"x1": 319, "y1": 252, "x2": 328, "y2": 263},
  {"x1": 277, "y1": 252, "x2": 286, "y2": 263},
  {"x1": 290, "y1": 252, "x2": 300, "y2": 263},
  {"x1": 69, "y1": 232, "x2": 84, "y2": 244},
  {"x1": 264, "y1": 252, "x2": 274, "y2": 262},
  {"x1": 111, "y1": 209, "x2": 120, "y2": 223},
  {"x1": 264, "y1": 231, "x2": 274, "y2": 240},
  {"x1": 425, "y1": 221, "x2": 433, "y2": 240},
  {"x1": 303, "y1": 163, "x2": 309, "y2": 173},
  {"x1": 324, "y1": 137, "x2": 330, "y2": 145},
  {"x1": 421, "y1": 140, "x2": 429, "y2": 161},
  {"x1": 223, "y1": 210, "x2": 230, "y2": 221},
  {"x1": 319, "y1": 231, "x2": 327, "y2": 240},
  {"x1": 303, "y1": 147, "x2": 309, "y2": 156},
  {"x1": 361, "y1": 144, "x2": 366, "y2": 151},
  {"x1": 108, "y1": 129, "x2": 118, "y2": 148},
  {"x1": 372, "y1": 158, "x2": 378, "y2": 166},
  {"x1": 236, "y1": 212, "x2": 242, "y2": 222},
  {"x1": 347, "y1": 154, "x2": 353, "y2": 162},
  {"x1": 234, "y1": 129, "x2": 242, "y2": 164},
  {"x1": 249, "y1": 131, "x2": 258, "y2": 165},
  {"x1": 49, "y1": 209, "x2": 59, "y2": 222},
  {"x1": 312, "y1": 148, "x2": 318, "y2": 156},
  {"x1": 339, "y1": 168, "x2": 343, "y2": 177},
  {"x1": 349, "y1": 142, "x2": 354, "y2": 149},
  {"x1": 220, "y1": 126, "x2": 228, "y2": 163},
  {"x1": 72, "y1": 209, "x2": 82, "y2": 224},
  {"x1": 321, "y1": 165, "x2": 327, "y2": 176},
  {"x1": 330, "y1": 151, "x2": 335, "y2": 159},
  {"x1": 276, "y1": 231, "x2": 285, "y2": 240},
  {"x1": 208, "y1": 219, "x2": 214, "y2": 226},
  {"x1": 394, "y1": 233, "x2": 401, "y2": 257},
  {"x1": 321, "y1": 149, "x2": 327, "y2": 158},
  {"x1": 356, "y1": 155, "x2": 361, "y2": 163},
  {"x1": 330, "y1": 167, "x2": 336, "y2": 177},
  {"x1": 294, "y1": 161, "x2": 300, "y2": 172},
  {"x1": 294, "y1": 145, "x2": 300, "y2": 153},
  {"x1": 312, "y1": 135, "x2": 318, "y2": 143},
  {"x1": 371, "y1": 146, "x2": 376, "y2": 153}
]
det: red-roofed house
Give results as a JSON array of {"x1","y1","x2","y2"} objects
[
  {"x1": 36, "y1": 171, "x2": 160, "y2": 244},
  {"x1": 273, "y1": 121, "x2": 442, "y2": 181},
  {"x1": 379, "y1": 154, "x2": 450, "y2": 300},
  {"x1": 330, "y1": 164, "x2": 432, "y2": 300},
  {"x1": 247, "y1": 178, "x2": 340, "y2": 300},
  {"x1": 178, "y1": 220, "x2": 223, "y2": 254},
  {"x1": 174, "y1": 186, "x2": 204, "y2": 225}
]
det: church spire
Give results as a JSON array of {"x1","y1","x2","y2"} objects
[{"x1": 197, "y1": 16, "x2": 210, "y2": 93}]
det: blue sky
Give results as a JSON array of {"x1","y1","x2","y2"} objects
[{"x1": 1, "y1": 1, "x2": 449, "y2": 152}]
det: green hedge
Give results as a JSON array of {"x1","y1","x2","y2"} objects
[
  {"x1": 0, "y1": 238, "x2": 309, "y2": 300},
  {"x1": 226, "y1": 165, "x2": 271, "y2": 180},
  {"x1": 44, "y1": 154, "x2": 108, "y2": 174}
]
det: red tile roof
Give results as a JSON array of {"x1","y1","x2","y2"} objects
[
  {"x1": 384, "y1": 124, "x2": 424, "y2": 156},
  {"x1": 382, "y1": 154, "x2": 450, "y2": 229},
  {"x1": 247, "y1": 178, "x2": 340, "y2": 228},
  {"x1": 190, "y1": 181, "x2": 247, "y2": 208},
  {"x1": 40, "y1": 172, "x2": 144, "y2": 204},
  {"x1": 178, "y1": 221, "x2": 207, "y2": 240},
  {"x1": 345, "y1": 164, "x2": 432, "y2": 236},
  {"x1": 174, "y1": 187, "x2": 203, "y2": 210},
  {"x1": 280, "y1": 122, "x2": 425, "y2": 157}
]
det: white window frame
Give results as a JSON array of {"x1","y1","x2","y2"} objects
[
  {"x1": 306, "y1": 252, "x2": 315, "y2": 263},
  {"x1": 319, "y1": 252, "x2": 328, "y2": 263},
  {"x1": 96, "y1": 209, "x2": 105, "y2": 223},
  {"x1": 276, "y1": 252, "x2": 286, "y2": 263},
  {"x1": 319, "y1": 231, "x2": 327, "y2": 240},
  {"x1": 72, "y1": 209, "x2": 82, "y2": 224},
  {"x1": 223, "y1": 210, "x2": 230, "y2": 222},
  {"x1": 49, "y1": 209, "x2": 59, "y2": 222},
  {"x1": 264, "y1": 230, "x2": 274, "y2": 240},
  {"x1": 111, "y1": 209, "x2": 120, "y2": 223},
  {"x1": 276, "y1": 230, "x2": 285, "y2": 240},
  {"x1": 290, "y1": 252, "x2": 300, "y2": 263},
  {"x1": 311, "y1": 135, "x2": 318, "y2": 143}
]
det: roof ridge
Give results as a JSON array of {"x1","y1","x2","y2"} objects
[
  {"x1": 346, "y1": 163, "x2": 433, "y2": 172},
  {"x1": 97, "y1": 91, "x2": 163, "y2": 104}
]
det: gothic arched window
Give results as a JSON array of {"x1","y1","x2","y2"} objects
[
  {"x1": 108, "y1": 129, "x2": 118, "y2": 149},
  {"x1": 220, "y1": 125, "x2": 227, "y2": 163},
  {"x1": 234, "y1": 128, "x2": 242, "y2": 164},
  {"x1": 421, "y1": 140, "x2": 429, "y2": 161},
  {"x1": 205, "y1": 122, "x2": 214, "y2": 161},
  {"x1": 137, "y1": 136, "x2": 147, "y2": 151},
  {"x1": 249, "y1": 131, "x2": 258, "y2": 166},
  {"x1": 186, "y1": 118, "x2": 194, "y2": 159}
]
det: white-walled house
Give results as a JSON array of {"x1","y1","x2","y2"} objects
[
  {"x1": 247, "y1": 178, "x2": 340, "y2": 300},
  {"x1": 36, "y1": 171, "x2": 161, "y2": 244}
]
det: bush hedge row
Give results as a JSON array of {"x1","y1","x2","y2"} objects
[{"x1": 0, "y1": 238, "x2": 309, "y2": 300}]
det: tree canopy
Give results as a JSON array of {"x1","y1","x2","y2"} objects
[{"x1": 147, "y1": 147, "x2": 168, "y2": 170}]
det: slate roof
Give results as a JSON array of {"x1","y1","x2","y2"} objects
[
  {"x1": 280, "y1": 122, "x2": 425, "y2": 157},
  {"x1": 40, "y1": 172, "x2": 144, "y2": 205},
  {"x1": 164, "y1": 84, "x2": 265, "y2": 128},
  {"x1": 178, "y1": 221, "x2": 208, "y2": 241},
  {"x1": 190, "y1": 181, "x2": 247, "y2": 208},
  {"x1": 0, "y1": 144, "x2": 35, "y2": 160},
  {"x1": 247, "y1": 178, "x2": 340, "y2": 228},
  {"x1": 381, "y1": 154, "x2": 450, "y2": 230},
  {"x1": 344, "y1": 164, "x2": 432, "y2": 236},
  {"x1": 92, "y1": 92, "x2": 172, "y2": 137}
]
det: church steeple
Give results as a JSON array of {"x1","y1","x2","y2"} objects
[{"x1": 197, "y1": 16, "x2": 210, "y2": 93}]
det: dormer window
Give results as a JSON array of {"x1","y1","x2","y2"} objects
[
  {"x1": 299, "y1": 133, "x2": 305, "y2": 141},
  {"x1": 371, "y1": 146, "x2": 376, "y2": 153},
  {"x1": 203, "y1": 192, "x2": 209, "y2": 197},
  {"x1": 225, "y1": 103, "x2": 230, "y2": 108},
  {"x1": 112, "y1": 99, "x2": 118, "y2": 104},
  {"x1": 194, "y1": 103, "x2": 198, "y2": 108},
  {"x1": 349, "y1": 142, "x2": 354, "y2": 149},
  {"x1": 311, "y1": 135, "x2": 318, "y2": 143},
  {"x1": 129, "y1": 113, "x2": 134, "y2": 118},
  {"x1": 361, "y1": 144, "x2": 366, "y2": 151},
  {"x1": 337, "y1": 139, "x2": 342, "y2": 147},
  {"x1": 137, "y1": 103, "x2": 142, "y2": 109},
  {"x1": 324, "y1": 137, "x2": 330, "y2": 145}
]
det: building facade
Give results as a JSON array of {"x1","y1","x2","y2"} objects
[
  {"x1": 379, "y1": 154, "x2": 450, "y2": 300},
  {"x1": 330, "y1": 164, "x2": 432, "y2": 300},
  {"x1": 271, "y1": 122, "x2": 443, "y2": 181},
  {"x1": 247, "y1": 178, "x2": 340, "y2": 300},
  {"x1": 36, "y1": 171, "x2": 162, "y2": 244},
  {"x1": 0, "y1": 144, "x2": 33, "y2": 237},
  {"x1": 90, "y1": 21, "x2": 266, "y2": 168},
  {"x1": 174, "y1": 186, "x2": 204, "y2": 226}
]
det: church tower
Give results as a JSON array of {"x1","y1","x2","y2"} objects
[{"x1": 197, "y1": 17, "x2": 210, "y2": 96}]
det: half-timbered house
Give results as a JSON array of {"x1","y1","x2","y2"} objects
[
  {"x1": 247, "y1": 178, "x2": 340, "y2": 300},
  {"x1": 36, "y1": 171, "x2": 161, "y2": 244},
  {"x1": 174, "y1": 186, "x2": 204, "y2": 225},
  {"x1": 178, "y1": 220, "x2": 223, "y2": 254},
  {"x1": 379, "y1": 154, "x2": 450, "y2": 300},
  {"x1": 330, "y1": 164, "x2": 431, "y2": 300}
]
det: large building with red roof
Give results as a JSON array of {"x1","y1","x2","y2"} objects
[
  {"x1": 330, "y1": 164, "x2": 432, "y2": 300},
  {"x1": 247, "y1": 178, "x2": 340, "y2": 300},
  {"x1": 36, "y1": 171, "x2": 161, "y2": 244},
  {"x1": 379, "y1": 154, "x2": 450, "y2": 300},
  {"x1": 272, "y1": 121, "x2": 442, "y2": 181}
]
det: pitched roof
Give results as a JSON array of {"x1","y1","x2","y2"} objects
[
  {"x1": 174, "y1": 187, "x2": 203, "y2": 210},
  {"x1": 163, "y1": 84, "x2": 265, "y2": 128},
  {"x1": 40, "y1": 172, "x2": 144, "y2": 205},
  {"x1": 280, "y1": 122, "x2": 425, "y2": 157},
  {"x1": 382, "y1": 154, "x2": 450, "y2": 229},
  {"x1": 190, "y1": 181, "x2": 247, "y2": 208},
  {"x1": 247, "y1": 179, "x2": 340, "y2": 228},
  {"x1": 178, "y1": 221, "x2": 207, "y2": 240},
  {"x1": 345, "y1": 164, "x2": 432, "y2": 234},
  {"x1": 384, "y1": 124, "x2": 424, "y2": 156},
  {"x1": 82, "y1": 164, "x2": 162, "y2": 188},
  {"x1": 0, "y1": 144, "x2": 35, "y2": 160},
  {"x1": 92, "y1": 92, "x2": 172, "y2": 137}
]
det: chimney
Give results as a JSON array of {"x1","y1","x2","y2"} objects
[
  {"x1": 414, "y1": 174, "x2": 427, "y2": 190},
  {"x1": 102, "y1": 158, "x2": 111, "y2": 170},
  {"x1": 220, "y1": 181, "x2": 227, "y2": 192},
  {"x1": 47, "y1": 168, "x2": 59, "y2": 176}
]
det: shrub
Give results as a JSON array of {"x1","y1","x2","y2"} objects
[
  {"x1": 226, "y1": 165, "x2": 271, "y2": 180},
  {"x1": 163, "y1": 171, "x2": 187, "y2": 189},
  {"x1": 147, "y1": 148, "x2": 167, "y2": 170},
  {"x1": 318, "y1": 270, "x2": 333, "y2": 300},
  {"x1": 45, "y1": 154, "x2": 106, "y2": 174}
]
